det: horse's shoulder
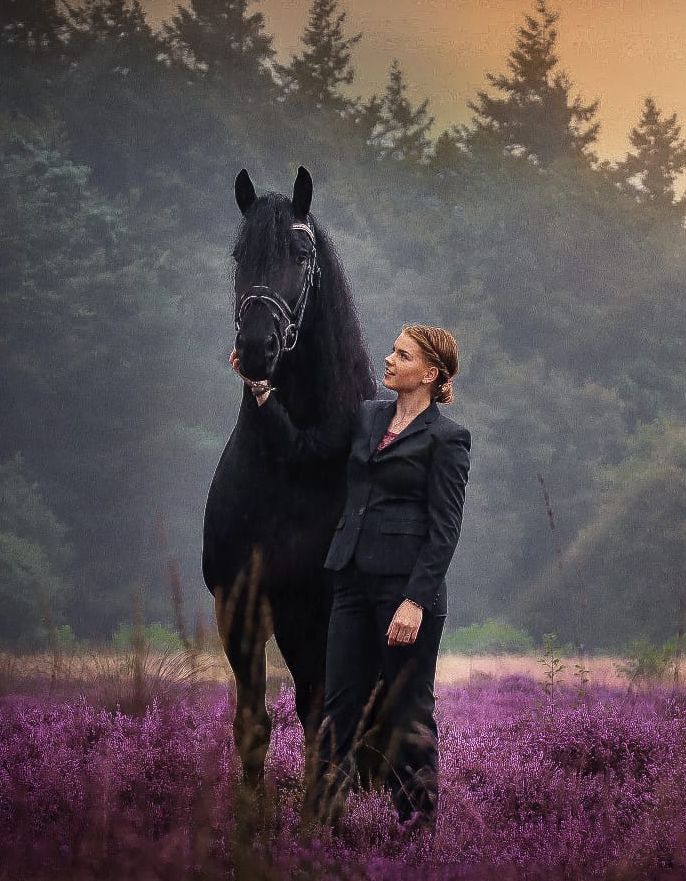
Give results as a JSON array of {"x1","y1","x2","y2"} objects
[
  {"x1": 353, "y1": 397, "x2": 391, "y2": 433},
  {"x1": 361, "y1": 397, "x2": 391, "y2": 411},
  {"x1": 359, "y1": 397, "x2": 392, "y2": 417}
]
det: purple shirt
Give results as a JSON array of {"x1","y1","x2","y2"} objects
[{"x1": 376, "y1": 429, "x2": 398, "y2": 452}]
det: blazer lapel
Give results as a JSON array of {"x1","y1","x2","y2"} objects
[
  {"x1": 369, "y1": 401, "x2": 440, "y2": 459},
  {"x1": 368, "y1": 402, "x2": 395, "y2": 457}
]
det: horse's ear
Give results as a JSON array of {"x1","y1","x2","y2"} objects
[
  {"x1": 292, "y1": 166, "x2": 313, "y2": 219},
  {"x1": 235, "y1": 169, "x2": 257, "y2": 215}
]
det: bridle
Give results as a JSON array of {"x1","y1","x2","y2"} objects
[{"x1": 234, "y1": 216, "x2": 321, "y2": 356}]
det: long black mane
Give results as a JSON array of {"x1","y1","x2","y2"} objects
[{"x1": 231, "y1": 193, "x2": 376, "y2": 419}]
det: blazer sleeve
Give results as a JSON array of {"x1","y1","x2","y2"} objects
[
  {"x1": 253, "y1": 390, "x2": 357, "y2": 465},
  {"x1": 403, "y1": 427, "x2": 471, "y2": 611}
]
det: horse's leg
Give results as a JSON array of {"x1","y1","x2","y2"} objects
[
  {"x1": 271, "y1": 572, "x2": 332, "y2": 758},
  {"x1": 214, "y1": 550, "x2": 273, "y2": 787},
  {"x1": 271, "y1": 574, "x2": 330, "y2": 738}
]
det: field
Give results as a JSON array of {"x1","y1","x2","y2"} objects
[
  {"x1": 0, "y1": 644, "x2": 642, "y2": 688},
  {"x1": 1, "y1": 649, "x2": 686, "y2": 881}
]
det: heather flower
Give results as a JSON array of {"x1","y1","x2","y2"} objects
[{"x1": 1, "y1": 676, "x2": 686, "y2": 879}]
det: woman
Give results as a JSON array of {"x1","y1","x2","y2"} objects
[{"x1": 231, "y1": 324, "x2": 471, "y2": 833}]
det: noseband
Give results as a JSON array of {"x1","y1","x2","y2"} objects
[{"x1": 234, "y1": 217, "x2": 321, "y2": 355}]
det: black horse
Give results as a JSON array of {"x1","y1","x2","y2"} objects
[{"x1": 203, "y1": 167, "x2": 376, "y2": 787}]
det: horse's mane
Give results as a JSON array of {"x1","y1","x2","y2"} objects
[{"x1": 233, "y1": 193, "x2": 376, "y2": 421}]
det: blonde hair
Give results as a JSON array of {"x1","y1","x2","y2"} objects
[{"x1": 402, "y1": 323, "x2": 460, "y2": 404}]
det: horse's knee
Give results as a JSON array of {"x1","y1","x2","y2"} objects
[
  {"x1": 294, "y1": 680, "x2": 327, "y2": 746},
  {"x1": 233, "y1": 704, "x2": 272, "y2": 784},
  {"x1": 213, "y1": 586, "x2": 232, "y2": 648},
  {"x1": 214, "y1": 570, "x2": 273, "y2": 655}
]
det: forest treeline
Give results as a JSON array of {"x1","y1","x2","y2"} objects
[{"x1": 2, "y1": 0, "x2": 686, "y2": 651}]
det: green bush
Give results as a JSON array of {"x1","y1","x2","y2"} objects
[
  {"x1": 112, "y1": 622, "x2": 184, "y2": 653},
  {"x1": 440, "y1": 618, "x2": 535, "y2": 655},
  {"x1": 615, "y1": 635, "x2": 680, "y2": 684},
  {"x1": 52, "y1": 624, "x2": 78, "y2": 651}
]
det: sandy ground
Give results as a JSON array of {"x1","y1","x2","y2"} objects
[
  {"x1": 436, "y1": 652, "x2": 628, "y2": 687},
  {"x1": 1, "y1": 645, "x2": 636, "y2": 689}
]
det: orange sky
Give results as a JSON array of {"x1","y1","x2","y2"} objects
[{"x1": 146, "y1": 0, "x2": 686, "y2": 164}]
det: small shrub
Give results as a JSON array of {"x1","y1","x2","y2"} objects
[
  {"x1": 440, "y1": 617, "x2": 535, "y2": 655},
  {"x1": 538, "y1": 632, "x2": 566, "y2": 700},
  {"x1": 53, "y1": 624, "x2": 78, "y2": 651},
  {"x1": 112, "y1": 622, "x2": 184, "y2": 653},
  {"x1": 615, "y1": 635, "x2": 679, "y2": 687}
]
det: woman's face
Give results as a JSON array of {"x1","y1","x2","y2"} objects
[{"x1": 383, "y1": 331, "x2": 437, "y2": 394}]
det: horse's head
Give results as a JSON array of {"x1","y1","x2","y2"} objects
[{"x1": 232, "y1": 166, "x2": 321, "y2": 383}]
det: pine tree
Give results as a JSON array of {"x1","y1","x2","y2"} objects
[
  {"x1": 345, "y1": 92, "x2": 384, "y2": 152},
  {"x1": 0, "y1": 454, "x2": 73, "y2": 645},
  {"x1": 1, "y1": 0, "x2": 68, "y2": 118},
  {"x1": 62, "y1": 0, "x2": 158, "y2": 67},
  {"x1": 466, "y1": 0, "x2": 599, "y2": 166},
  {"x1": 275, "y1": 0, "x2": 361, "y2": 113},
  {"x1": 370, "y1": 59, "x2": 434, "y2": 164},
  {"x1": 428, "y1": 126, "x2": 470, "y2": 176},
  {"x1": 611, "y1": 97, "x2": 686, "y2": 215},
  {"x1": 163, "y1": 0, "x2": 275, "y2": 93},
  {"x1": 0, "y1": 0, "x2": 64, "y2": 55},
  {"x1": 59, "y1": 1, "x2": 169, "y2": 193}
]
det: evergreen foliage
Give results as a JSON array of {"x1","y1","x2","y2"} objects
[
  {"x1": 163, "y1": 0, "x2": 275, "y2": 98},
  {"x1": 428, "y1": 125, "x2": 469, "y2": 178},
  {"x1": 610, "y1": 96, "x2": 686, "y2": 217},
  {"x1": 62, "y1": 0, "x2": 156, "y2": 59},
  {"x1": 2, "y1": 0, "x2": 686, "y2": 648},
  {"x1": 466, "y1": 0, "x2": 599, "y2": 165},
  {"x1": 0, "y1": 0, "x2": 65, "y2": 55},
  {"x1": 275, "y1": 0, "x2": 361, "y2": 113},
  {"x1": 516, "y1": 419, "x2": 686, "y2": 649},
  {"x1": 0, "y1": 454, "x2": 72, "y2": 645},
  {"x1": 370, "y1": 59, "x2": 435, "y2": 164}
]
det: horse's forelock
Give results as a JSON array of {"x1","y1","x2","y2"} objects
[{"x1": 234, "y1": 193, "x2": 293, "y2": 268}]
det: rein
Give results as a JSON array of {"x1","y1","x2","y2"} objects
[{"x1": 234, "y1": 218, "x2": 321, "y2": 369}]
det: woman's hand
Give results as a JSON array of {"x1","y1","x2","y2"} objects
[
  {"x1": 387, "y1": 599, "x2": 423, "y2": 646},
  {"x1": 229, "y1": 349, "x2": 271, "y2": 405}
]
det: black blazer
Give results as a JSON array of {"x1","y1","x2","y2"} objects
[{"x1": 324, "y1": 399, "x2": 471, "y2": 616}]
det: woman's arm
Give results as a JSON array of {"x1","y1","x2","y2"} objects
[
  {"x1": 231, "y1": 350, "x2": 357, "y2": 465},
  {"x1": 254, "y1": 390, "x2": 356, "y2": 464},
  {"x1": 403, "y1": 427, "x2": 471, "y2": 611}
]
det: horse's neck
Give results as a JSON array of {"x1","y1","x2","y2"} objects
[{"x1": 274, "y1": 363, "x2": 321, "y2": 426}]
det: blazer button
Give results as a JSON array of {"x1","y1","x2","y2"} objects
[{"x1": 357, "y1": 506, "x2": 366, "y2": 516}]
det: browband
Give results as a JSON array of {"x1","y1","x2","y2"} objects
[{"x1": 291, "y1": 220, "x2": 316, "y2": 245}]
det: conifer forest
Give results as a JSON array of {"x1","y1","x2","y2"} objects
[
  {"x1": 4, "y1": 2, "x2": 686, "y2": 879},
  {"x1": 4, "y1": 0, "x2": 686, "y2": 652}
]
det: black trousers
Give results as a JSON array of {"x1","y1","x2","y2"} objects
[{"x1": 308, "y1": 560, "x2": 445, "y2": 826}]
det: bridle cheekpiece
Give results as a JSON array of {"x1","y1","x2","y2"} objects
[{"x1": 234, "y1": 216, "x2": 320, "y2": 355}]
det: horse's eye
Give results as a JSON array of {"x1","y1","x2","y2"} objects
[{"x1": 296, "y1": 252, "x2": 309, "y2": 265}]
